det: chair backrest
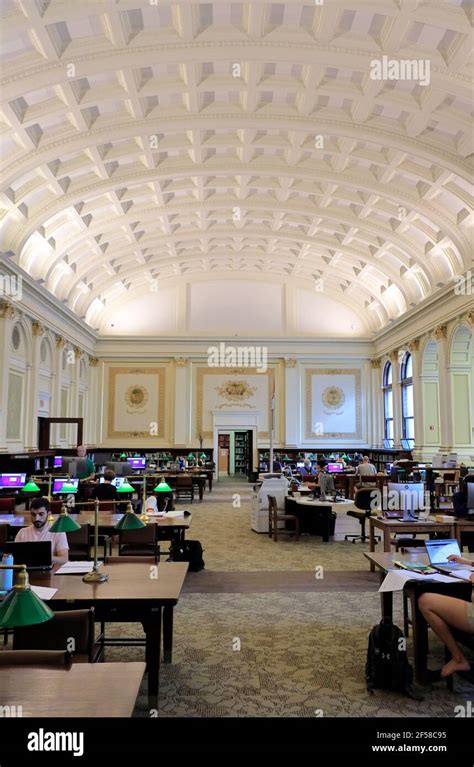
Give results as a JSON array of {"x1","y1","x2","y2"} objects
[
  {"x1": 0, "y1": 497, "x2": 15, "y2": 512},
  {"x1": 267, "y1": 494, "x2": 278, "y2": 513},
  {"x1": 119, "y1": 524, "x2": 156, "y2": 545},
  {"x1": 49, "y1": 499, "x2": 63, "y2": 514},
  {"x1": 0, "y1": 649, "x2": 72, "y2": 666},
  {"x1": 176, "y1": 475, "x2": 192, "y2": 488},
  {"x1": 354, "y1": 487, "x2": 378, "y2": 512},
  {"x1": 97, "y1": 500, "x2": 117, "y2": 512},
  {"x1": 13, "y1": 608, "x2": 95, "y2": 659},
  {"x1": 66, "y1": 523, "x2": 90, "y2": 546}
]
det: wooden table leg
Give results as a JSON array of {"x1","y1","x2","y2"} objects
[
  {"x1": 163, "y1": 605, "x2": 173, "y2": 664},
  {"x1": 143, "y1": 611, "x2": 162, "y2": 702},
  {"x1": 384, "y1": 527, "x2": 391, "y2": 553},
  {"x1": 369, "y1": 519, "x2": 375, "y2": 572}
]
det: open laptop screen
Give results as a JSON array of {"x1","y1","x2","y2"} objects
[
  {"x1": 425, "y1": 539, "x2": 461, "y2": 565},
  {"x1": 4, "y1": 541, "x2": 53, "y2": 570},
  {"x1": 0, "y1": 473, "x2": 26, "y2": 488}
]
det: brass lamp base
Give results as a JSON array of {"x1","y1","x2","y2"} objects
[{"x1": 82, "y1": 569, "x2": 109, "y2": 583}]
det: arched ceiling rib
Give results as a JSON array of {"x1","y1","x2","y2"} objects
[{"x1": 0, "y1": 0, "x2": 472, "y2": 336}]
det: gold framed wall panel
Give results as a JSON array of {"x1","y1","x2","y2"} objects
[
  {"x1": 107, "y1": 366, "x2": 166, "y2": 440},
  {"x1": 304, "y1": 368, "x2": 362, "y2": 440}
]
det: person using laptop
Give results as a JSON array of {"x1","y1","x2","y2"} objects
[
  {"x1": 15, "y1": 497, "x2": 69, "y2": 564},
  {"x1": 418, "y1": 555, "x2": 474, "y2": 678},
  {"x1": 90, "y1": 469, "x2": 119, "y2": 503}
]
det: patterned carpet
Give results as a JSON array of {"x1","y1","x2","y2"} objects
[{"x1": 102, "y1": 478, "x2": 473, "y2": 717}]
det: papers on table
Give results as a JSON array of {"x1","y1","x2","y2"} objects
[
  {"x1": 146, "y1": 511, "x2": 166, "y2": 517},
  {"x1": 55, "y1": 561, "x2": 103, "y2": 575},
  {"x1": 166, "y1": 511, "x2": 185, "y2": 518},
  {"x1": 31, "y1": 585, "x2": 57, "y2": 600},
  {"x1": 379, "y1": 569, "x2": 464, "y2": 592},
  {"x1": 447, "y1": 569, "x2": 474, "y2": 581}
]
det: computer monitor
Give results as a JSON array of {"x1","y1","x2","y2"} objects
[
  {"x1": 296, "y1": 462, "x2": 305, "y2": 469},
  {"x1": 99, "y1": 476, "x2": 125, "y2": 488},
  {"x1": 0, "y1": 473, "x2": 27, "y2": 488},
  {"x1": 387, "y1": 483, "x2": 424, "y2": 519},
  {"x1": 319, "y1": 473, "x2": 336, "y2": 498},
  {"x1": 106, "y1": 461, "x2": 132, "y2": 476},
  {"x1": 327, "y1": 462, "x2": 343, "y2": 473},
  {"x1": 129, "y1": 457, "x2": 146, "y2": 470},
  {"x1": 53, "y1": 456, "x2": 62, "y2": 468},
  {"x1": 52, "y1": 478, "x2": 79, "y2": 494}
]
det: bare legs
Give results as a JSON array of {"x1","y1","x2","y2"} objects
[{"x1": 418, "y1": 593, "x2": 472, "y2": 677}]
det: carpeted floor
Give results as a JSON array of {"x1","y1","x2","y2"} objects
[{"x1": 101, "y1": 477, "x2": 473, "y2": 716}]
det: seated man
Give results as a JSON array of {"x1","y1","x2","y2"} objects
[
  {"x1": 15, "y1": 497, "x2": 69, "y2": 564},
  {"x1": 91, "y1": 469, "x2": 119, "y2": 503},
  {"x1": 419, "y1": 555, "x2": 474, "y2": 677},
  {"x1": 300, "y1": 459, "x2": 315, "y2": 478}
]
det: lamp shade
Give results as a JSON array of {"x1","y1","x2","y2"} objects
[
  {"x1": 0, "y1": 568, "x2": 54, "y2": 628},
  {"x1": 49, "y1": 508, "x2": 81, "y2": 533},
  {"x1": 200, "y1": 453, "x2": 207, "y2": 460},
  {"x1": 22, "y1": 480, "x2": 40, "y2": 492},
  {"x1": 120, "y1": 453, "x2": 127, "y2": 459},
  {"x1": 187, "y1": 453, "x2": 195, "y2": 459},
  {"x1": 114, "y1": 510, "x2": 146, "y2": 530},
  {"x1": 117, "y1": 481, "x2": 135, "y2": 493},
  {"x1": 154, "y1": 478, "x2": 172, "y2": 492}
]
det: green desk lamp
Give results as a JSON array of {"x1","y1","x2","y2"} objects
[
  {"x1": 0, "y1": 564, "x2": 54, "y2": 628},
  {"x1": 114, "y1": 501, "x2": 146, "y2": 531},
  {"x1": 49, "y1": 504, "x2": 81, "y2": 533},
  {"x1": 117, "y1": 480, "x2": 135, "y2": 495},
  {"x1": 199, "y1": 453, "x2": 207, "y2": 461},
  {"x1": 153, "y1": 478, "x2": 172, "y2": 493},
  {"x1": 22, "y1": 479, "x2": 40, "y2": 493}
]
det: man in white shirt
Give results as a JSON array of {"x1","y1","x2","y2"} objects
[
  {"x1": 356, "y1": 456, "x2": 377, "y2": 478},
  {"x1": 15, "y1": 497, "x2": 69, "y2": 563}
]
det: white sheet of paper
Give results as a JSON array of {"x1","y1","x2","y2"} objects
[
  {"x1": 166, "y1": 511, "x2": 185, "y2": 518},
  {"x1": 30, "y1": 585, "x2": 57, "y2": 600},
  {"x1": 445, "y1": 569, "x2": 474, "y2": 581},
  {"x1": 378, "y1": 569, "x2": 458, "y2": 592},
  {"x1": 55, "y1": 561, "x2": 103, "y2": 574}
]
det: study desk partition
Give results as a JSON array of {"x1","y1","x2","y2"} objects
[
  {"x1": 27, "y1": 562, "x2": 188, "y2": 702},
  {"x1": 364, "y1": 551, "x2": 472, "y2": 684},
  {"x1": 0, "y1": 662, "x2": 146, "y2": 717}
]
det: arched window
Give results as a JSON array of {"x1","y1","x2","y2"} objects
[
  {"x1": 401, "y1": 352, "x2": 414, "y2": 448},
  {"x1": 383, "y1": 361, "x2": 393, "y2": 447}
]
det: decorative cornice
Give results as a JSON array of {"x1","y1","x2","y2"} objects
[
  {"x1": 0, "y1": 300, "x2": 16, "y2": 320},
  {"x1": 174, "y1": 357, "x2": 188, "y2": 367},
  {"x1": 370, "y1": 358, "x2": 381, "y2": 369},
  {"x1": 89, "y1": 356, "x2": 99, "y2": 367},
  {"x1": 434, "y1": 324, "x2": 448, "y2": 340},
  {"x1": 31, "y1": 320, "x2": 44, "y2": 336},
  {"x1": 284, "y1": 357, "x2": 297, "y2": 368}
]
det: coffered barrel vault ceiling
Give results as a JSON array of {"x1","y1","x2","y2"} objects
[{"x1": 0, "y1": 0, "x2": 472, "y2": 337}]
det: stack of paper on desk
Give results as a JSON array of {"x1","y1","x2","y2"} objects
[
  {"x1": 379, "y1": 569, "x2": 463, "y2": 592},
  {"x1": 30, "y1": 585, "x2": 57, "y2": 600},
  {"x1": 55, "y1": 561, "x2": 103, "y2": 575}
]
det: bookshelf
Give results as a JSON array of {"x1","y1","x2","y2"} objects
[{"x1": 234, "y1": 432, "x2": 248, "y2": 475}]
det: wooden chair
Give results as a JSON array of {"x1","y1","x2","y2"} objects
[
  {"x1": 105, "y1": 555, "x2": 157, "y2": 564},
  {"x1": 0, "y1": 497, "x2": 15, "y2": 513},
  {"x1": 0, "y1": 649, "x2": 72, "y2": 666},
  {"x1": 67, "y1": 523, "x2": 92, "y2": 560},
  {"x1": 175, "y1": 475, "x2": 194, "y2": 504},
  {"x1": 118, "y1": 525, "x2": 160, "y2": 562},
  {"x1": 268, "y1": 495, "x2": 299, "y2": 542},
  {"x1": 13, "y1": 607, "x2": 102, "y2": 663}
]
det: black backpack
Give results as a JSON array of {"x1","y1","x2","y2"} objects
[
  {"x1": 169, "y1": 540, "x2": 205, "y2": 572},
  {"x1": 366, "y1": 618, "x2": 421, "y2": 699}
]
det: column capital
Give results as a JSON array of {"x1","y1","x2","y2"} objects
[
  {"x1": 467, "y1": 310, "x2": 474, "y2": 326},
  {"x1": 284, "y1": 357, "x2": 297, "y2": 368},
  {"x1": 174, "y1": 357, "x2": 188, "y2": 367},
  {"x1": 370, "y1": 358, "x2": 381, "y2": 369},
  {"x1": 55, "y1": 335, "x2": 66, "y2": 348},
  {"x1": 389, "y1": 349, "x2": 399, "y2": 363},
  {"x1": 407, "y1": 338, "x2": 420, "y2": 352},
  {"x1": 0, "y1": 300, "x2": 16, "y2": 320},
  {"x1": 433, "y1": 324, "x2": 447, "y2": 340},
  {"x1": 73, "y1": 346, "x2": 82, "y2": 359},
  {"x1": 88, "y1": 356, "x2": 99, "y2": 367},
  {"x1": 31, "y1": 321, "x2": 44, "y2": 337}
]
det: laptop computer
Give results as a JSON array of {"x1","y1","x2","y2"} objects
[
  {"x1": 425, "y1": 539, "x2": 472, "y2": 575},
  {"x1": 3, "y1": 541, "x2": 53, "y2": 571}
]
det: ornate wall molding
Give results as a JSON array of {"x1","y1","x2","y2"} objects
[
  {"x1": 370, "y1": 358, "x2": 381, "y2": 369},
  {"x1": 467, "y1": 310, "x2": 474, "y2": 327},
  {"x1": 31, "y1": 320, "x2": 44, "y2": 336},
  {"x1": 55, "y1": 335, "x2": 65, "y2": 348},
  {"x1": 389, "y1": 349, "x2": 399, "y2": 363},
  {"x1": 407, "y1": 339, "x2": 420, "y2": 352},
  {"x1": 284, "y1": 357, "x2": 297, "y2": 368},
  {"x1": 88, "y1": 357, "x2": 99, "y2": 367},
  {"x1": 434, "y1": 324, "x2": 448, "y2": 340},
  {"x1": 0, "y1": 300, "x2": 16, "y2": 320},
  {"x1": 174, "y1": 357, "x2": 188, "y2": 367}
]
